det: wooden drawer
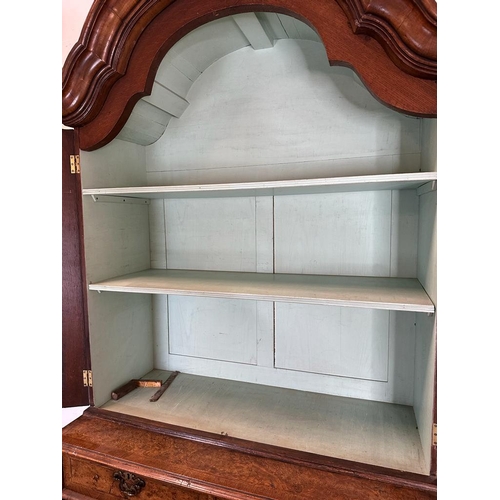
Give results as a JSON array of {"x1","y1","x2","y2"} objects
[{"x1": 63, "y1": 455, "x2": 222, "y2": 500}]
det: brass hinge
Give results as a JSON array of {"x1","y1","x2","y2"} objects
[
  {"x1": 70, "y1": 154, "x2": 80, "y2": 174},
  {"x1": 83, "y1": 370, "x2": 93, "y2": 387},
  {"x1": 432, "y1": 423, "x2": 437, "y2": 446}
]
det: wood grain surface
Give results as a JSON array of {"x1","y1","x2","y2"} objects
[
  {"x1": 63, "y1": 408, "x2": 437, "y2": 499},
  {"x1": 62, "y1": 129, "x2": 92, "y2": 407}
]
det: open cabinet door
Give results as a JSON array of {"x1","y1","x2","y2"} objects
[{"x1": 62, "y1": 129, "x2": 92, "y2": 408}]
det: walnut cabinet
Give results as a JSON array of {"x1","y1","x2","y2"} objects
[{"x1": 62, "y1": 1, "x2": 437, "y2": 498}]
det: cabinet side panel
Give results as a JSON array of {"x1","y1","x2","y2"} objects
[
  {"x1": 420, "y1": 119, "x2": 437, "y2": 173},
  {"x1": 414, "y1": 313, "x2": 436, "y2": 475},
  {"x1": 80, "y1": 139, "x2": 146, "y2": 189},
  {"x1": 417, "y1": 191, "x2": 437, "y2": 306},
  {"x1": 83, "y1": 199, "x2": 153, "y2": 406},
  {"x1": 82, "y1": 199, "x2": 151, "y2": 282},
  {"x1": 87, "y1": 292, "x2": 154, "y2": 407},
  {"x1": 414, "y1": 188, "x2": 437, "y2": 474},
  {"x1": 82, "y1": 141, "x2": 153, "y2": 407}
]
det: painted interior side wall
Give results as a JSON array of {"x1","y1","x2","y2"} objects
[
  {"x1": 414, "y1": 118, "x2": 438, "y2": 473},
  {"x1": 81, "y1": 141, "x2": 154, "y2": 407}
]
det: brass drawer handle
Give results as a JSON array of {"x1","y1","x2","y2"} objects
[{"x1": 113, "y1": 471, "x2": 146, "y2": 497}]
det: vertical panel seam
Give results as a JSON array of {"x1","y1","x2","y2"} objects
[
  {"x1": 389, "y1": 190, "x2": 394, "y2": 277},
  {"x1": 273, "y1": 195, "x2": 276, "y2": 274},
  {"x1": 273, "y1": 195, "x2": 276, "y2": 368},
  {"x1": 385, "y1": 310, "x2": 391, "y2": 384},
  {"x1": 166, "y1": 296, "x2": 171, "y2": 359},
  {"x1": 273, "y1": 302, "x2": 276, "y2": 368},
  {"x1": 163, "y1": 198, "x2": 168, "y2": 269},
  {"x1": 255, "y1": 197, "x2": 258, "y2": 272}
]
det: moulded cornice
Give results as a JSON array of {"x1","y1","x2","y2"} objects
[
  {"x1": 337, "y1": 0, "x2": 436, "y2": 78},
  {"x1": 62, "y1": 0, "x2": 170, "y2": 127},
  {"x1": 62, "y1": 0, "x2": 437, "y2": 151}
]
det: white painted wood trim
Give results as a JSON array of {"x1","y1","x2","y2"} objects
[
  {"x1": 233, "y1": 13, "x2": 273, "y2": 50},
  {"x1": 89, "y1": 269, "x2": 435, "y2": 313},
  {"x1": 83, "y1": 172, "x2": 437, "y2": 199},
  {"x1": 143, "y1": 83, "x2": 189, "y2": 118}
]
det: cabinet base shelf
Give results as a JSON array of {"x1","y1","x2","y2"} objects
[{"x1": 100, "y1": 370, "x2": 428, "y2": 475}]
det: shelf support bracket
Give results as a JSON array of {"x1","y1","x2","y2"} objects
[
  {"x1": 417, "y1": 180, "x2": 437, "y2": 197},
  {"x1": 91, "y1": 194, "x2": 150, "y2": 205}
]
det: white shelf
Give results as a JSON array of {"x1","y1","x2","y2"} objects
[
  {"x1": 89, "y1": 269, "x2": 435, "y2": 313},
  {"x1": 83, "y1": 172, "x2": 437, "y2": 199}
]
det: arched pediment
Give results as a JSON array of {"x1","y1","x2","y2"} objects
[{"x1": 62, "y1": 0, "x2": 437, "y2": 151}]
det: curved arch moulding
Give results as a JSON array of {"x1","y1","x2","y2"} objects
[{"x1": 62, "y1": 0, "x2": 437, "y2": 151}]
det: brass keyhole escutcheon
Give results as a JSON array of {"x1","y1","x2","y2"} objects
[{"x1": 113, "y1": 470, "x2": 146, "y2": 497}]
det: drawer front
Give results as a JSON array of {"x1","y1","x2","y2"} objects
[{"x1": 63, "y1": 455, "x2": 222, "y2": 500}]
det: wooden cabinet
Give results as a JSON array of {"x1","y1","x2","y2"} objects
[{"x1": 63, "y1": 1, "x2": 437, "y2": 498}]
